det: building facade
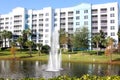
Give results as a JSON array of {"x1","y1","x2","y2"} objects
[{"x1": 0, "y1": 2, "x2": 119, "y2": 49}]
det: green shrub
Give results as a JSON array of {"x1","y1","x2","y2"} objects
[{"x1": 0, "y1": 75, "x2": 120, "y2": 80}]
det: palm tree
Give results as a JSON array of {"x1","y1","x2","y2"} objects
[
  {"x1": 92, "y1": 34, "x2": 101, "y2": 55},
  {"x1": 10, "y1": 41, "x2": 16, "y2": 59},
  {"x1": 6, "y1": 31, "x2": 12, "y2": 47},
  {"x1": 117, "y1": 31, "x2": 120, "y2": 52},
  {"x1": 59, "y1": 29, "x2": 68, "y2": 50},
  {"x1": 0, "y1": 31, "x2": 3, "y2": 48},
  {"x1": 22, "y1": 28, "x2": 32, "y2": 48},
  {"x1": 25, "y1": 40, "x2": 34, "y2": 57},
  {"x1": 17, "y1": 36, "x2": 24, "y2": 53},
  {"x1": 2, "y1": 30, "x2": 8, "y2": 48},
  {"x1": 106, "y1": 37, "x2": 114, "y2": 62},
  {"x1": 36, "y1": 43, "x2": 43, "y2": 56}
]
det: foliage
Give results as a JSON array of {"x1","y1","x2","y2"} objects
[
  {"x1": 22, "y1": 28, "x2": 32, "y2": 48},
  {"x1": 0, "y1": 75, "x2": 120, "y2": 80},
  {"x1": 1, "y1": 30, "x2": 12, "y2": 48},
  {"x1": 104, "y1": 37, "x2": 114, "y2": 62},
  {"x1": 92, "y1": 33, "x2": 101, "y2": 55},
  {"x1": 10, "y1": 41, "x2": 16, "y2": 58},
  {"x1": 92, "y1": 30, "x2": 106, "y2": 50},
  {"x1": 41, "y1": 45, "x2": 50, "y2": 54},
  {"x1": 36, "y1": 43, "x2": 43, "y2": 56},
  {"x1": 73, "y1": 27, "x2": 89, "y2": 49},
  {"x1": 25, "y1": 40, "x2": 34, "y2": 57},
  {"x1": 17, "y1": 36, "x2": 24, "y2": 51},
  {"x1": 81, "y1": 50, "x2": 104, "y2": 55}
]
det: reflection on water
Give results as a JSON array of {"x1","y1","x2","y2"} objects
[{"x1": 0, "y1": 60, "x2": 120, "y2": 79}]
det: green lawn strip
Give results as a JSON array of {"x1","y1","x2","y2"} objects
[{"x1": 0, "y1": 51, "x2": 120, "y2": 64}]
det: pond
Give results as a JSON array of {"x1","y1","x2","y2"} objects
[{"x1": 0, "y1": 60, "x2": 120, "y2": 79}]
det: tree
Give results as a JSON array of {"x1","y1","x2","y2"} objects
[
  {"x1": 0, "y1": 31, "x2": 3, "y2": 48},
  {"x1": 22, "y1": 28, "x2": 32, "y2": 48},
  {"x1": 17, "y1": 36, "x2": 24, "y2": 53},
  {"x1": 105, "y1": 37, "x2": 114, "y2": 62},
  {"x1": 117, "y1": 30, "x2": 120, "y2": 52},
  {"x1": 2, "y1": 30, "x2": 8, "y2": 48},
  {"x1": 73, "y1": 27, "x2": 89, "y2": 50},
  {"x1": 92, "y1": 34, "x2": 101, "y2": 55},
  {"x1": 10, "y1": 41, "x2": 16, "y2": 59},
  {"x1": 99, "y1": 30, "x2": 106, "y2": 49},
  {"x1": 41, "y1": 45, "x2": 50, "y2": 54},
  {"x1": 6, "y1": 31, "x2": 12, "y2": 47},
  {"x1": 25, "y1": 40, "x2": 34, "y2": 57},
  {"x1": 36, "y1": 43, "x2": 43, "y2": 56},
  {"x1": 59, "y1": 29, "x2": 68, "y2": 48}
]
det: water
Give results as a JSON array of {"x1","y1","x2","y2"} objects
[
  {"x1": 47, "y1": 27, "x2": 62, "y2": 71},
  {"x1": 0, "y1": 60, "x2": 120, "y2": 79}
]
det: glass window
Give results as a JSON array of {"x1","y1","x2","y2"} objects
[
  {"x1": 76, "y1": 22, "x2": 80, "y2": 25},
  {"x1": 45, "y1": 18, "x2": 49, "y2": 21},
  {"x1": 84, "y1": 10, "x2": 88, "y2": 13},
  {"x1": 110, "y1": 13, "x2": 115, "y2": 17},
  {"x1": 110, "y1": 20, "x2": 115, "y2": 23},
  {"x1": 110, "y1": 26, "x2": 115, "y2": 30},
  {"x1": 111, "y1": 32, "x2": 115, "y2": 36},
  {"x1": 76, "y1": 10, "x2": 80, "y2": 14},
  {"x1": 46, "y1": 13, "x2": 49, "y2": 16},
  {"x1": 110, "y1": 7, "x2": 114, "y2": 11},
  {"x1": 84, "y1": 15, "x2": 88, "y2": 19},
  {"x1": 76, "y1": 16, "x2": 80, "y2": 20},
  {"x1": 84, "y1": 21, "x2": 88, "y2": 25},
  {"x1": 45, "y1": 24, "x2": 49, "y2": 27},
  {"x1": 45, "y1": 29, "x2": 49, "y2": 32}
]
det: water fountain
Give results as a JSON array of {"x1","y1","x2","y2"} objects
[{"x1": 46, "y1": 26, "x2": 62, "y2": 71}]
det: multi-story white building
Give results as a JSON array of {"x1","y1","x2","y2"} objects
[{"x1": 0, "y1": 2, "x2": 119, "y2": 49}]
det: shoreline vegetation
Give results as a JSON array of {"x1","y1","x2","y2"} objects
[
  {"x1": 0, "y1": 50, "x2": 120, "y2": 64},
  {"x1": 0, "y1": 74, "x2": 120, "y2": 80}
]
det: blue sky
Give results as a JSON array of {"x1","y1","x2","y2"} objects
[{"x1": 0, "y1": 0, "x2": 119, "y2": 14}]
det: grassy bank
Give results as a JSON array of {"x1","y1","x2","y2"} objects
[{"x1": 0, "y1": 51, "x2": 120, "y2": 64}]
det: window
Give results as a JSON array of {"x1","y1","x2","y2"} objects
[
  {"x1": 76, "y1": 16, "x2": 80, "y2": 20},
  {"x1": 54, "y1": 13, "x2": 57, "y2": 16},
  {"x1": 110, "y1": 20, "x2": 115, "y2": 23},
  {"x1": 54, "y1": 24, "x2": 57, "y2": 27},
  {"x1": 76, "y1": 22, "x2": 80, "y2": 25},
  {"x1": 45, "y1": 24, "x2": 49, "y2": 27},
  {"x1": 54, "y1": 18, "x2": 57, "y2": 21},
  {"x1": 45, "y1": 29, "x2": 49, "y2": 32},
  {"x1": 84, "y1": 10, "x2": 88, "y2": 13},
  {"x1": 45, "y1": 34, "x2": 48, "y2": 38},
  {"x1": 45, "y1": 40, "x2": 48, "y2": 43},
  {"x1": 46, "y1": 13, "x2": 49, "y2": 16},
  {"x1": 76, "y1": 10, "x2": 80, "y2": 14},
  {"x1": 84, "y1": 15, "x2": 88, "y2": 19},
  {"x1": 110, "y1": 13, "x2": 115, "y2": 17},
  {"x1": 84, "y1": 21, "x2": 88, "y2": 25},
  {"x1": 110, "y1": 26, "x2": 115, "y2": 30},
  {"x1": 110, "y1": 7, "x2": 114, "y2": 11},
  {"x1": 111, "y1": 32, "x2": 115, "y2": 36},
  {"x1": 45, "y1": 18, "x2": 49, "y2": 21}
]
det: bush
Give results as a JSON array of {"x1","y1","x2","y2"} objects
[
  {"x1": 2, "y1": 75, "x2": 120, "y2": 80},
  {"x1": 80, "y1": 50, "x2": 104, "y2": 55},
  {"x1": 41, "y1": 45, "x2": 50, "y2": 54}
]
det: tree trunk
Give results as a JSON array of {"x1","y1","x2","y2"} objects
[
  {"x1": 4, "y1": 38, "x2": 6, "y2": 48},
  {"x1": 97, "y1": 42, "x2": 99, "y2": 55},
  {"x1": 29, "y1": 47, "x2": 32, "y2": 57}
]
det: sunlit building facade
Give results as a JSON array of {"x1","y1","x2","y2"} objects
[{"x1": 0, "y1": 2, "x2": 119, "y2": 50}]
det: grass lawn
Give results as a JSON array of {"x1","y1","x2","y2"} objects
[{"x1": 0, "y1": 50, "x2": 120, "y2": 64}]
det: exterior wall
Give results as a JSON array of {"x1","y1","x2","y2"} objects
[
  {"x1": 0, "y1": 2, "x2": 119, "y2": 49},
  {"x1": 92, "y1": 2, "x2": 119, "y2": 44}
]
